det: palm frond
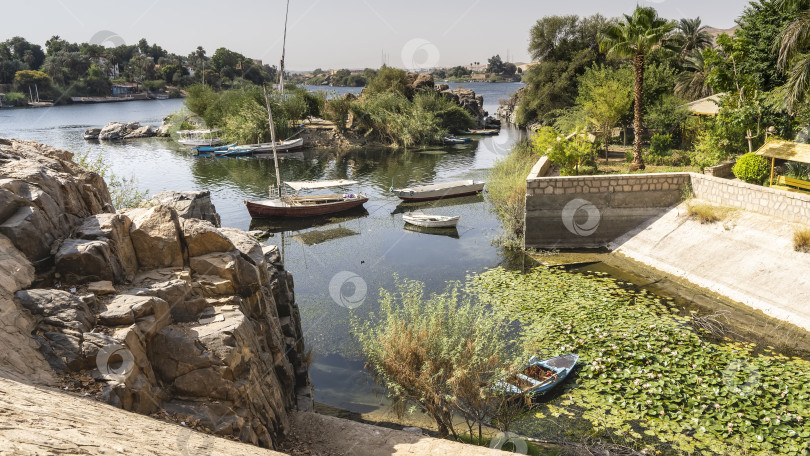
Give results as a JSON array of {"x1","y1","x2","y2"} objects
[{"x1": 777, "y1": 12, "x2": 810, "y2": 70}]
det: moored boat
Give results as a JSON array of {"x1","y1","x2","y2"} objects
[
  {"x1": 402, "y1": 212, "x2": 460, "y2": 228},
  {"x1": 245, "y1": 180, "x2": 368, "y2": 218},
  {"x1": 462, "y1": 129, "x2": 499, "y2": 136},
  {"x1": 177, "y1": 129, "x2": 223, "y2": 147},
  {"x1": 248, "y1": 137, "x2": 304, "y2": 154},
  {"x1": 192, "y1": 142, "x2": 238, "y2": 154},
  {"x1": 499, "y1": 354, "x2": 579, "y2": 397},
  {"x1": 442, "y1": 135, "x2": 472, "y2": 145},
  {"x1": 395, "y1": 180, "x2": 485, "y2": 201}
]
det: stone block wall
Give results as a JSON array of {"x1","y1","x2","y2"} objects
[
  {"x1": 703, "y1": 160, "x2": 736, "y2": 178},
  {"x1": 524, "y1": 155, "x2": 810, "y2": 249},
  {"x1": 525, "y1": 172, "x2": 690, "y2": 248},
  {"x1": 691, "y1": 173, "x2": 810, "y2": 224}
]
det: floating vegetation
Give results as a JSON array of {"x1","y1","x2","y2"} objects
[
  {"x1": 293, "y1": 227, "x2": 359, "y2": 245},
  {"x1": 470, "y1": 267, "x2": 810, "y2": 455}
]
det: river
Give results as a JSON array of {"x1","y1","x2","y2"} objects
[{"x1": 0, "y1": 82, "x2": 530, "y2": 412}]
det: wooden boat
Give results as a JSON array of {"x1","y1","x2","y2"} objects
[
  {"x1": 462, "y1": 129, "x2": 499, "y2": 136},
  {"x1": 402, "y1": 212, "x2": 460, "y2": 228},
  {"x1": 499, "y1": 354, "x2": 579, "y2": 397},
  {"x1": 249, "y1": 137, "x2": 305, "y2": 154},
  {"x1": 215, "y1": 145, "x2": 257, "y2": 157},
  {"x1": 177, "y1": 129, "x2": 223, "y2": 147},
  {"x1": 245, "y1": 180, "x2": 368, "y2": 218},
  {"x1": 442, "y1": 136, "x2": 471, "y2": 145},
  {"x1": 193, "y1": 142, "x2": 237, "y2": 154},
  {"x1": 395, "y1": 180, "x2": 485, "y2": 201}
]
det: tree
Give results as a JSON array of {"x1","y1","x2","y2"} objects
[
  {"x1": 599, "y1": 6, "x2": 676, "y2": 169},
  {"x1": 775, "y1": 0, "x2": 810, "y2": 109},
  {"x1": 576, "y1": 65, "x2": 633, "y2": 159},
  {"x1": 14, "y1": 69, "x2": 51, "y2": 88},
  {"x1": 503, "y1": 62, "x2": 517, "y2": 76},
  {"x1": 675, "y1": 17, "x2": 713, "y2": 56},
  {"x1": 487, "y1": 54, "x2": 505, "y2": 74},
  {"x1": 676, "y1": 49, "x2": 714, "y2": 100},
  {"x1": 364, "y1": 66, "x2": 413, "y2": 99},
  {"x1": 517, "y1": 14, "x2": 611, "y2": 126}
]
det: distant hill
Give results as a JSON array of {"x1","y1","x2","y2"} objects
[{"x1": 704, "y1": 25, "x2": 740, "y2": 42}]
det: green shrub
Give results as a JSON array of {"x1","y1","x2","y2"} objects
[
  {"x1": 350, "y1": 91, "x2": 444, "y2": 147},
  {"x1": 74, "y1": 151, "x2": 149, "y2": 210},
  {"x1": 486, "y1": 140, "x2": 536, "y2": 246},
  {"x1": 352, "y1": 278, "x2": 521, "y2": 439},
  {"x1": 324, "y1": 95, "x2": 353, "y2": 130},
  {"x1": 534, "y1": 127, "x2": 596, "y2": 176},
  {"x1": 2, "y1": 91, "x2": 28, "y2": 106},
  {"x1": 732, "y1": 152, "x2": 770, "y2": 184},
  {"x1": 649, "y1": 133, "x2": 673, "y2": 156}
]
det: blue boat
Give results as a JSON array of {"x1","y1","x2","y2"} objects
[
  {"x1": 193, "y1": 142, "x2": 237, "y2": 154},
  {"x1": 215, "y1": 145, "x2": 257, "y2": 157},
  {"x1": 499, "y1": 353, "x2": 579, "y2": 397},
  {"x1": 442, "y1": 136, "x2": 472, "y2": 145}
]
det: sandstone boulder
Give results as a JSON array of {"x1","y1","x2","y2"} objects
[
  {"x1": 98, "y1": 295, "x2": 170, "y2": 331},
  {"x1": 127, "y1": 205, "x2": 185, "y2": 269},
  {"x1": 147, "y1": 190, "x2": 221, "y2": 227},
  {"x1": 124, "y1": 125, "x2": 155, "y2": 139},
  {"x1": 83, "y1": 128, "x2": 101, "y2": 140},
  {"x1": 98, "y1": 122, "x2": 128, "y2": 140},
  {"x1": 14, "y1": 289, "x2": 95, "y2": 332},
  {"x1": 55, "y1": 239, "x2": 120, "y2": 284},
  {"x1": 75, "y1": 213, "x2": 139, "y2": 281},
  {"x1": 182, "y1": 218, "x2": 235, "y2": 257},
  {"x1": 190, "y1": 252, "x2": 261, "y2": 297},
  {"x1": 411, "y1": 73, "x2": 434, "y2": 92}
]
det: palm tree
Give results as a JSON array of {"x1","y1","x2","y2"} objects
[
  {"x1": 599, "y1": 6, "x2": 676, "y2": 169},
  {"x1": 775, "y1": 0, "x2": 810, "y2": 110},
  {"x1": 676, "y1": 49, "x2": 714, "y2": 100},
  {"x1": 676, "y1": 17, "x2": 713, "y2": 56}
]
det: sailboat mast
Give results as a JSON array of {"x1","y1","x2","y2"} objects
[
  {"x1": 263, "y1": 84, "x2": 283, "y2": 195},
  {"x1": 279, "y1": 0, "x2": 290, "y2": 97}
]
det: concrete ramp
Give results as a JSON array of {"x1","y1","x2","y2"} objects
[{"x1": 610, "y1": 201, "x2": 810, "y2": 331}]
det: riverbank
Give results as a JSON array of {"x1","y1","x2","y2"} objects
[{"x1": 524, "y1": 160, "x2": 810, "y2": 334}]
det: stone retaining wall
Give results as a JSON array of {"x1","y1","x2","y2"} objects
[
  {"x1": 525, "y1": 156, "x2": 810, "y2": 249},
  {"x1": 691, "y1": 173, "x2": 810, "y2": 224},
  {"x1": 525, "y1": 172, "x2": 690, "y2": 248},
  {"x1": 703, "y1": 160, "x2": 736, "y2": 178}
]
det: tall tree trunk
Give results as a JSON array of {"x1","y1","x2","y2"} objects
[{"x1": 633, "y1": 52, "x2": 646, "y2": 170}]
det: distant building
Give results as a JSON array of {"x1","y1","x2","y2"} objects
[
  {"x1": 252, "y1": 59, "x2": 263, "y2": 67},
  {"x1": 112, "y1": 83, "x2": 140, "y2": 96}
]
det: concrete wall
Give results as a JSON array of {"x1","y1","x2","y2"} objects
[
  {"x1": 691, "y1": 173, "x2": 810, "y2": 224},
  {"x1": 524, "y1": 156, "x2": 810, "y2": 249},
  {"x1": 525, "y1": 172, "x2": 690, "y2": 248}
]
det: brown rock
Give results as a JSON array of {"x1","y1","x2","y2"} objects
[
  {"x1": 75, "y1": 213, "x2": 139, "y2": 282},
  {"x1": 87, "y1": 281, "x2": 116, "y2": 295},
  {"x1": 182, "y1": 218, "x2": 235, "y2": 257},
  {"x1": 55, "y1": 239, "x2": 120, "y2": 284},
  {"x1": 127, "y1": 205, "x2": 185, "y2": 269},
  {"x1": 98, "y1": 295, "x2": 170, "y2": 331}
]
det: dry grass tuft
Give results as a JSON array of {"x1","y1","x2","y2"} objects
[
  {"x1": 794, "y1": 227, "x2": 810, "y2": 253},
  {"x1": 686, "y1": 202, "x2": 736, "y2": 224}
]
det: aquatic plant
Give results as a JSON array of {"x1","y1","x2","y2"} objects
[
  {"x1": 471, "y1": 267, "x2": 810, "y2": 455},
  {"x1": 486, "y1": 140, "x2": 537, "y2": 247}
]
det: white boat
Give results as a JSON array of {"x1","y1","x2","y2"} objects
[
  {"x1": 249, "y1": 137, "x2": 304, "y2": 154},
  {"x1": 177, "y1": 129, "x2": 223, "y2": 147},
  {"x1": 402, "y1": 212, "x2": 460, "y2": 228},
  {"x1": 395, "y1": 180, "x2": 485, "y2": 201}
]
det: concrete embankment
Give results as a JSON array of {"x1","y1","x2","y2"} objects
[{"x1": 524, "y1": 157, "x2": 810, "y2": 331}]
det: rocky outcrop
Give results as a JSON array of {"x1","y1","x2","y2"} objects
[
  {"x1": 0, "y1": 137, "x2": 311, "y2": 450},
  {"x1": 439, "y1": 86, "x2": 488, "y2": 127},
  {"x1": 496, "y1": 86, "x2": 524, "y2": 125},
  {"x1": 84, "y1": 122, "x2": 157, "y2": 140},
  {"x1": 146, "y1": 190, "x2": 221, "y2": 227}
]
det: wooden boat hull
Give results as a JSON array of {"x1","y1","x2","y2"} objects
[
  {"x1": 403, "y1": 213, "x2": 460, "y2": 228},
  {"x1": 245, "y1": 195, "x2": 368, "y2": 218},
  {"x1": 396, "y1": 181, "x2": 485, "y2": 201},
  {"x1": 193, "y1": 142, "x2": 237, "y2": 153},
  {"x1": 499, "y1": 354, "x2": 579, "y2": 397},
  {"x1": 462, "y1": 129, "x2": 499, "y2": 136},
  {"x1": 249, "y1": 138, "x2": 305, "y2": 154},
  {"x1": 442, "y1": 136, "x2": 472, "y2": 145}
]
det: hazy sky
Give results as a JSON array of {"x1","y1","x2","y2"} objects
[{"x1": 5, "y1": 0, "x2": 750, "y2": 70}]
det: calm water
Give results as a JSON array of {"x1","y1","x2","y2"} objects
[{"x1": 0, "y1": 83, "x2": 528, "y2": 412}]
